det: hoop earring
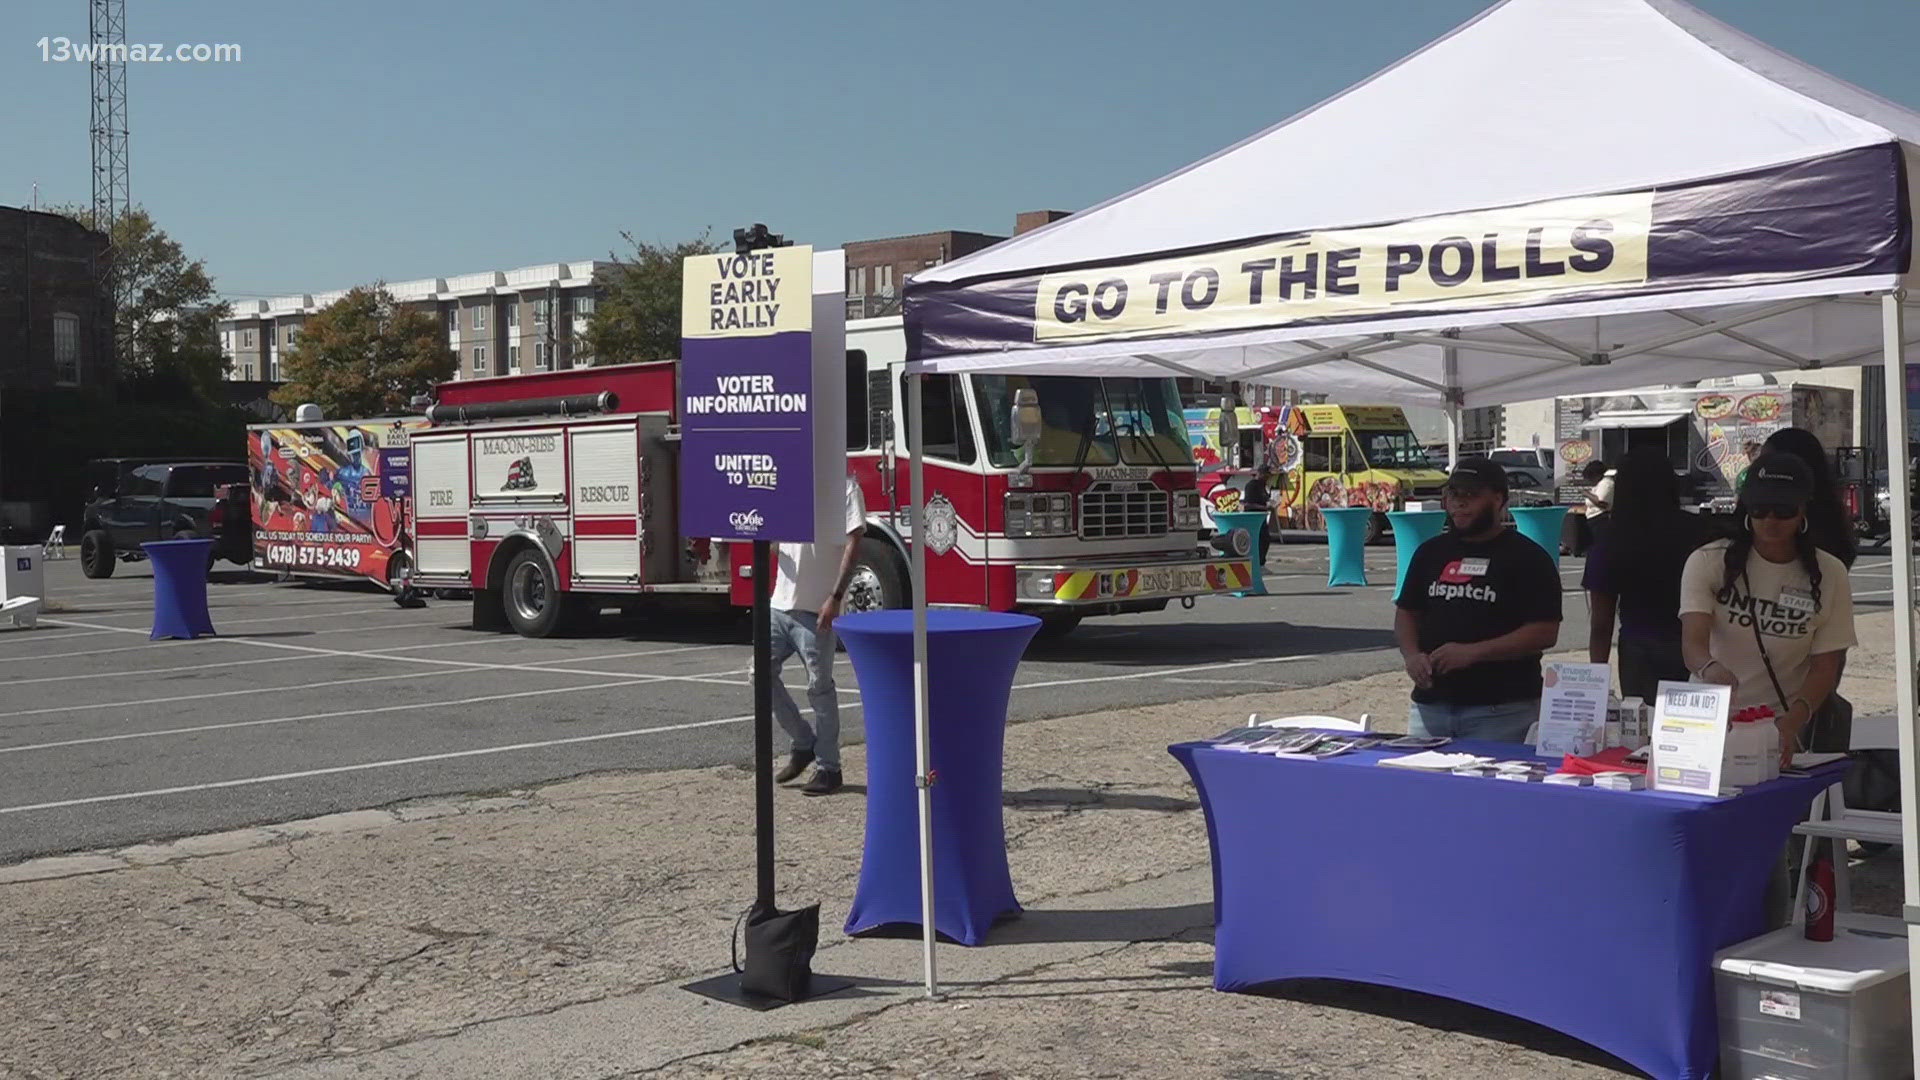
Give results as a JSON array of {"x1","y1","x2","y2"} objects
[
  {"x1": 1800, "y1": 518, "x2": 1809, "y2": 534},
  {"x1": 1744, "y1": 515, "x2": 1754, "y2": 533}
]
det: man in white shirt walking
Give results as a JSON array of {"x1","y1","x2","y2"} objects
[{"x1": 770, "y1": 473, "x2": 867, "y2": 795}]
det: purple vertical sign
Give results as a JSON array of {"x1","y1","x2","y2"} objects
[{"x1": 680, "y1": 246, "x2": 817, "y2": 543}]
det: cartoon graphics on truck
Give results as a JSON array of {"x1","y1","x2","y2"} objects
[
  {"x1": 249, "y1": 417, "x2": 426, "y2": 589},
  {"x1": 1275, "y1": 405, "x2": 1449, "y2": 544},
  {"x1": 404, "y1": 313, "x2": 1253, "y2": 640},
  {"x1": 1184, "y1": 404, "x2": 1291, "y2": 531}
]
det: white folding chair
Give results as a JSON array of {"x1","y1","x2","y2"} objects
[
  {"x1": 1, "y1": 596, "x2": 40, "y2": 630},
  {"x1": 1250, "y1": 712, "x2": 1372, "y2": 733},
  {"x1": 42, "y1": 525, "x2": 66, "y2": 560},
  {"x1": 1793, "y1": 714, "x2": 1902, "y2": 920}
]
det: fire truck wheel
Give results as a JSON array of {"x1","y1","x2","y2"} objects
[
  {"x1": 844, "y1": 537, "x2": 906, "y2": 615},
  {"x1": 1363, "y1": 512, "x2": 1388, "y2": 546},
  {"x1": 502, "y1": 549, "x2": 566, "y2": 638},
  {"x1": 1034, "y1": 613, "x2": 1082, "y2": 640},
  {"x1": 81, "y1": 529, "x2": 115, "y2": 579},
  {"x1": 472, "y1": 589, "x2": 510, "y2": 631}
]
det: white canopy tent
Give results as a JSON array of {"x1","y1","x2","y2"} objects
[{"x1": 890, "y1": 0, "x2": 1920, "y2": 1052}]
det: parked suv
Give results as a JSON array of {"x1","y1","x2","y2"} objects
[
  {"x1": 80, "y1": 459, "x2": 250, "y2": 578},
  {"x1": 1487, "y1": 447, "x2": 1554, "y2": 474}
]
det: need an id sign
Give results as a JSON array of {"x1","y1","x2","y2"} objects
[
  {"x1": 680, "y1": 246, "x2": 831, "y2": 543},
  {"x1": 1649, "y1": 681, "x2": 1732, "y2": 795}
]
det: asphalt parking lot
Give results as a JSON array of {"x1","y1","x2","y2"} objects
[{"x1": 0, "y1": 539, "x2": 1900, "y2": 864}]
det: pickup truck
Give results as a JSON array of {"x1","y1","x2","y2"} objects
[{"x1": 80, "y1": 459, "x2": 250, "y2": 578}]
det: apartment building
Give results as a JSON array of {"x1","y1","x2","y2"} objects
[{"x1": 220, "y1": 259, "x2": 608, "y2": 384}]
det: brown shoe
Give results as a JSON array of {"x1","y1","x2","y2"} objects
[
  {"x1": 774, "y1": 749, "x2": 814, "y2": 784},
  {"x1": 800, "y1": 768, "x2": 843, "y2": 796}
]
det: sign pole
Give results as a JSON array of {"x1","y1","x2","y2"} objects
[
  {"x1": 679, "y1": 235, "x2": 852, "y2": 1011},
  {"x1": 752, "y1": 539, "x2": 775, "y2": 913}
]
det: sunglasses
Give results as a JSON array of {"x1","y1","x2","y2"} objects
[{"x1": 1748, "y1": 503, "x2": 1803, "y2": 520}]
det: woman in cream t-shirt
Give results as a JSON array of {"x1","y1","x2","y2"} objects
[{"x1": 1680, "y1": 453, "x2": 1855, "y2": 762}]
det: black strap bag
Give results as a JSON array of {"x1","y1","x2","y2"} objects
[{"x1": 731, "y1": 900, "x2": 820, "y2": 1002}]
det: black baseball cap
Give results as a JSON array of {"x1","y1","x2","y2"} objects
[
  {"x1": 1446, "y1": 458, "x2": 1508, "y2": 494},
  {"x1": 1741, "y1": 451, "x2": 1814, "y2": 506}
]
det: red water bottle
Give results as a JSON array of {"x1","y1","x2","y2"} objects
[{"x1": 1805, "y1": 850, "x2": 1836, "y2": 941}]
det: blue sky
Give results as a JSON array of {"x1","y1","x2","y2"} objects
[{"x1": 6, "y1": 0, "x2": 1919, "y2": 298}]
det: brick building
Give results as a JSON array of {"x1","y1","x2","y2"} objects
[
  {"x1": 841, "y1": 210, "x2": 1072, "y2": 321},
  {"x1": 0, "y1": 207, "x2": 114, "y2": 391}
]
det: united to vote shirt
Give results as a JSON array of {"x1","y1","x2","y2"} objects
[
  {"x1": 1678, "y1": 539, "x2": 1856, "y2": 713},
  {"x1": 1396, "y1": 530, "x2": 1565, "y2": 705}
]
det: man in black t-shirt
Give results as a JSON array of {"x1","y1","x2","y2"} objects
[{"x1": 1394, "y1": 458, "x2": 1563, "y2": 742}]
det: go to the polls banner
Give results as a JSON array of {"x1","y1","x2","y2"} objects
[{"x1": 679, "y1": 246, "x2": 818, "y2": 543}]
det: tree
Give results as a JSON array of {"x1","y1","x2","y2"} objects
[
  {"x1": 582, "y1": 231, "x2": 721, "y2": 365},
  {"x1": 53, "y1": 205, "x2": 230, "y2": 398},
  {"x1": 272, "y1": 286, "x2": 457, "y2": 418}
]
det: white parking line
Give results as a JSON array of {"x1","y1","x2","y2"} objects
[
  {"x1": 0, "y1": 643, "x2": 734, "y2": 722},
  {"x1": 0, "y1": 618, "x2": 522, "y2": 668},
  {"x1": 0, "y1": 649, "x2": 1349, "y2": 813},
  {"x1": 0, "y1": 710, "x2": 768, "y2": 816},
  {"x1": 0, "y1": 614, "x2": 459, "y2": 664},
  {"x1": 12, "y1": 615, "x2": 734, "y2": 683},
  {"x1": 0, "y1": 677, "x2": 669, "y2": 755}
]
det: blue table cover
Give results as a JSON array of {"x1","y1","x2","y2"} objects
[
  {"x1": 1169, "y1": 738, "x2": 1843, "y2": 1080},
  {"x1": 1510, "y1": 505, "x2": 1570, "y2": 569},
  {"x1": 1385, "y1": 509, "x2": 1447, "y2": 602},
  {"x1": 1211, "y1": 511, "x2": 1269, "y2": 596},
  {"x1": 838, "y1": 609, "x2": 1040, "y2": 945},
  {"x1": 143, "y1": 539, "x2": 217, "y2": 641},
  {"x1": 1321, "y1": 507, "x2": 1371, "y2": 587}
]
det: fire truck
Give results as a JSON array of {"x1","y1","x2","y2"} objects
[{"x1": 407, "y1": 314, "x2": 1253, "y2": 638}]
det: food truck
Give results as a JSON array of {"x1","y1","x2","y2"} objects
[{"x1": 1552, "y1": 385, "x2": 1853, "y2": 509}]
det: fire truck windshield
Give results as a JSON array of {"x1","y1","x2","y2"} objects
[{"x1": 974, "y1": 375, "x2": 1191, "y2": 469}]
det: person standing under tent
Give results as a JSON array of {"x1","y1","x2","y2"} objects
[
  {"x1": 1241, "y1": 466, "x2": 1276, "y2": 563},
  {"x1": 1680, "y1": 453, "x2": 1856, "y2": 762},
  {"x1": 770, "y1": 473, "x2": 867, "y2": 796},
  {"x1": 1572, "y1": 459, "x2": 1613, "y2": 556},
  {"x1": 1395, "y1": 459, "x2": 1564, "y2": 742},
  {"x1": 1762, "y1": 427, "x2": 1858, "y2": 570},
  {"x1": 1583, "y1": 450, "x2": 1713, "y2": 701}
]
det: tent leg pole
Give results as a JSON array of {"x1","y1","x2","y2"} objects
[
  {"x1": 907, "y1": 372, "x2": 939, "y2": 1000},
  {"x1": 1879, "y1": 293, "x2": 1920, "y2": 1059},
  {"x1": 1443, "y1": 343, "x2": 1461, "y2": 469}
]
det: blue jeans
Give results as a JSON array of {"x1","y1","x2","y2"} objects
[
  {"x1": 770, "y1": 609, "x2": 842, "y2": 771},
  {"x1": 1407, "y1": 698, "x2": 1540, "y2": 743}
]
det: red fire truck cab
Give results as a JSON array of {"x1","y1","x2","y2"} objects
[{"x1": 407, "y1": 316, "x2": 1253, "y2": 638}]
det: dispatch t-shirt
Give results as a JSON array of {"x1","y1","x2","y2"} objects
[
  {"x1": 1678, "y1": 540, "x2": 1856, "y2": 713},
  {"x1": 1396, "y1": 529, "x2": 1565, "y2": 705}
]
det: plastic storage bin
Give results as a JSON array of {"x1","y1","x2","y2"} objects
[{"x1": 1714, "y1": 913, "x2": 1912, "y2": 1079}]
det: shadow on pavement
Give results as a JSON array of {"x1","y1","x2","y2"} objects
[
  {"x1": 848, "y1": 902, "x2": 1211, "y2": 950},
  {"x1": 1250, "y1": 979, "x2": 1640, "y2": 1075},
  {"x1": 981, "y1": 903, "x2": 1214, "y2": 947},
  {"x1": 1003, "y1": 787, "x2": 1199, "y2": 813},
  {"x1": 1027, "y1": 622, "x2": 1396, "y2": 665}
]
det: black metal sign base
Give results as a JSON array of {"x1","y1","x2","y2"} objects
[
  {"x1": 682, "y1": 971, "x2": 859, "y2": 1012},
  {"x1": 680, "y1": 540, "x2": 851, "y2": 1011}
]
